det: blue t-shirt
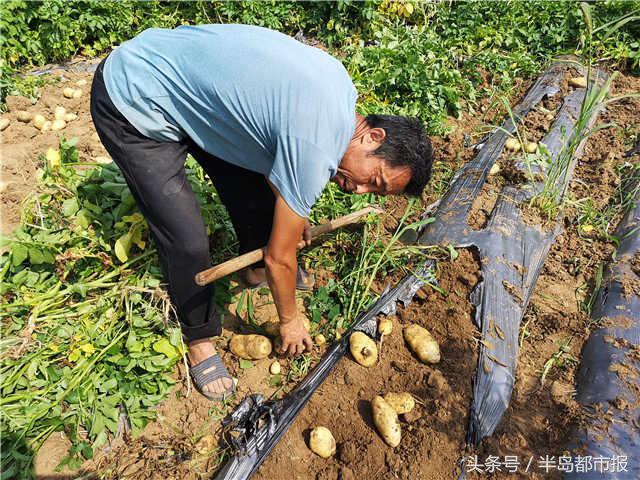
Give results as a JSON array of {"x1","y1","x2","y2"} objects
[{"x1": 103, "y1": 24, "x2": 357, "y2": 217}]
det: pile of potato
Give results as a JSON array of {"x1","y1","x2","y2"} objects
[{"x1": 18, "y1": 105, "x2": 78, "y2": 133}]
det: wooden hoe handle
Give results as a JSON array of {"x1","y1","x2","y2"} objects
[{"x1": 194, "y1": 206, "x2": 381, "y2": 286}]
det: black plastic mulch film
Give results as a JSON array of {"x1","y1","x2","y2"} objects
[
  {"x1": 564, "y1": 188, "x2": 640, "y2": 479},
  {"x1": 214, "y1": 63, "x2": 618, "y2": 479}
]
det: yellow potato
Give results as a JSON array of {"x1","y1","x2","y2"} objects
[
  {"x1": 378, "y1": 318, "x2": 393, "y2": 336},
  {"x1": 309, "y1": 426, "x2": 336, "y2": 458},
  {"x1": 40, "y1": 121, "x2": 52, "y2": 132},
  {"x1": 229, "y1": 334, "x2": 272, "y2": 360},
  {"x1": 63, "y1": 113, "x2": 78, "y2": 122},
  {"x1": 505, "y1": 137, "x2": 521, "y2": 151},
  {"x1": 76, "y1": 79, "x2": 88, "y2": 87},
  {"x1": 349, "y1": 331, "x2": 378, "y2": 367},
  {"x1": 51, "y1": 119, "x2": 66, "y2": 131},
  {"x1": 315, "y1": 333, "x2": 326, "y2": 346},
  {"x1": 269, "y1": 360, "x2": 281, "y2": 375},
  {"x1": 32, "y1": 114, "x2": 47, "y2": 129},
  {"x1": 524, "y1": 141, "x2": 538, "y2": 153},
  {"x1": 93, "y1": 156, "x2": 113, "y2": 164},
  {"x1": 383, "y1": 392, "x2": 415, "y2": 415},
  {"x1": 372, "y1": 396, "x2": 401, "y2": 447},
  {"x1": 17, "y1": 111, "x2": 32, "y2": 122},
  {"x1": 403, "y1": 324, "x2": 440, "y2": 364},
  {"x1": 489, "y1": 163, "x2": 501, "y2": 175},
  {"x1": 72, "y1": 88, "x2": 83, "y2": 99},
  {"x1": 54, "y1": 106, "x2": 66, "y2": 120},
  {"x1": 569, "y1": 76, "x2": 587, "y2": 88},
  {"x1": 0, "y1": 118, "x2": 9, "y2": 131},
  {"x1": 63, "y1": 87, "x2": 75, "y2": 98}
]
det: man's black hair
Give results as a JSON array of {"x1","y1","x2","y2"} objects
[{"x1": 365, "y1": 114, "x2": 434, "y2": 196}]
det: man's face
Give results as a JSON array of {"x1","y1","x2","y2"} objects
[{"x1": 332, "y1": 127, "x2": 411, "y2": 195}]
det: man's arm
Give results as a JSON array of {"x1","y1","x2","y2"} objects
[{"x1": 264, "y1": 189, "x2": 313, "y2": 355}]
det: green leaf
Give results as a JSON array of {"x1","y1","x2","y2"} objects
[
  {"x1": 114, "y1": 232, "x2": 132, "y2": 263},
  {"x1": 152, "y1": 338, "x2": 178, "y2": 359},
  {"x1": 28, "y1": 248, "x2": 45, "y2": 264},
  {"x1": 268, "y1": 374, "x2": 282, "y2": 387},
  {"x1": 62, "y1": 197, "x2": 79, "y2": 217},
  {"x1": 239, "y1": 358, "x2": 253, "y2": 370},
  {"x1": 11, "y1": 243, "x2": 28, "y2": 266},
  {"x1": 98, "y1": 378, "x2": 117, "y2": 393}
]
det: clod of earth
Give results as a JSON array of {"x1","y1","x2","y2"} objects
[
  {"x1": 382, "y1": 392, "x2": 415, "y2": 415},
  {"x1": 229, "y1": 334, "x2": 272, "y2": 360},
  {"x1": 309, "y1": 426, "x2": 336, "y2": 458},
  {"x1": 403, "y1": 324, "x2": 441, "y2": 364},
  {"x1": 371, "y1": 395, "x2": 401, "y2": 447},
  {"x1": 349, "y1": 331, "x2": 378, "y2": 367}
]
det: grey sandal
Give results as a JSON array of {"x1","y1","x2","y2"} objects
[
  {"x1": 189, "y1": 354, "x2": 236, "y2": 401},
  {"x1": 245, "y1": 265, "x2": 315, "y2": 291}
]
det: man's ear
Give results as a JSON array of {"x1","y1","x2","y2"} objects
[{"x1": 368, "y1": 127, "x2": 386, "y2": 143}]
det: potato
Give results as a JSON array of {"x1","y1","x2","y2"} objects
[
  {"x1": 504, "y1": 137, "x2": 521, "y2": 151},
  {"x1": 51, "y1": 119, "x2": 66, "y2": 131},
  {"x1": 489, "y1": 163, "x2": 501, "y2": 175},
  {"x1": 76, "y1": 79, "x2": 88, "y2": 87},
  {"x1": 269, "y1": 360, "x2": 281, "y2": 375},
  {"x1": 54, "y1": 106, "x2": 66, "y2": 120},
  {"x1": 72, "y1": 88, "x2": 83, "y2": 99},
  {"x1": 0, "y1": 118, "x2": 9, "y2": 131},
  {"x1": 17, "y1": 111, "x2": 32, "y2": 122},
  {"x1": 229, "y1": 334, "x2": 272, "y2": 360},
  {"x1": 315, "y1": 333, "x2": 326, "y2": 346},
  {"x1": 524, "y1": 141, "x2": 538, "y2": 153},
  {"x1": 309, "y1": 426, "x2": 336, "y2": 458},
  {"x1": 32, "y1": 114, "x2": 47, "y2": 129},
  {"x1": 63, "y1": 113, "x2": 78, "y2": 122},
  {"x1": 383, "y1": 392, "x2": 415, "y2": 415},
  {"x1": 569, "y1": 76, "x2": 587, "y2": 88},
  {"x1": 371, "y1": 396, "x2": 401, "y2": 447},
  {"x1": 349, "y1": 331, "x2": 378, "y2": 367},
  {"x1": 40, "y1": 121, "x2": 52, "y2": 132},
  {"x1": 63, "y1": 87, "x2": 75, "y2": 98},
  {"x1": 403, "y1": 324, "x2": 440, "y2": 364},
  {"x1": 378, "y1": 318, "x2": 393, "y2": 336}
]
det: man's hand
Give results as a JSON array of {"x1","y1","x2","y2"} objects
[
  {"x1": 279, "y1": 316, "x2": 313, "y2": 356},
  {"x1": 297, "y1": 219, "x2": 312, "y2": 249}
]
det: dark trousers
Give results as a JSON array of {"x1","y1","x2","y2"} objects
[{"x1": 90, "y1": 58, "x2": 275, "y2": 342}]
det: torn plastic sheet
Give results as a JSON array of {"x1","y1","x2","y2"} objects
[
  {"x1": 417, "y1": 62, "x2": 609, "y2": 445},
  {"x1": 214, "y1": 260, "x2": 436, "y2": 480},
  {"x1": 564, "y1": 188, "x2": 639, "y2": 479}
]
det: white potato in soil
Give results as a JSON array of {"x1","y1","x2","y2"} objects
[
  {"x1": 504, "y1": 137, "x2": 521, "y2": 151},
  {"x1": 403, "y1": 324, "x2": 441, "y2": 364},
  {"x1": 51, "y1": 119, "x2": 66, "y2": 131},
  {"x1": 63, "y1": 113, "x2": 78, "y2": 122},
  {"x1": 63, "y1": 87, "x2": 75, "y2": 98},
  {"x1": 315, "y1": 333, "x2": 326, "y2": 346},
  {"x1": 54, "y1": 106, "x2": 66, "y2": 120},
  {"x1": 309, "y1": 426, "x2": 336, "y2": 458},
  {"x1": 378, "y1": 318, "x2": 393, "y2": 336},
  {"x1": 0, "y1": 118, "x2": 9, "y2": 131},
  {"x1": 72, "y1": 88, "x2": 83, "y2": 99},
  {"x1": 489, "y1": 163, "x2": 501, "y2": 175},
  {"x1": 569, "y1": 76, "x2": 587, "y2": 88},
  {"x1": 525, "y1": 141, "x2": 538, "y2": 153},
  {"x1": 229, "y1": 334, "x2": 272, "y2": 360},
  {"x1": 17, "y1": 111, "x2": 32, "y2": 122},
  {"x1": 372, "y1": 396, "x2": 401, "y2": 447},
  {"x1": 40, "y1": 121, "x2": 52, "y2": 132},
  {"x1": 383, "y1": 392, "x2": 415, "y2": 415},
  {"x1": 269, "y1": 360, "x2": 281, "y2": 375},
  {"x1": 349, "y1": 331, "x2": 378, "y2": 367},
  {"x1": 32, "y1": 114, "x2": 47, "y2": 129},
  {"x1": 76, "y1": 79, "x2": 88, "y2": 87}
]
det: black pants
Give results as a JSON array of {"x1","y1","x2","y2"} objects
[{"x1": 90, "y1": 58, "x2": 275, "y2": 342}]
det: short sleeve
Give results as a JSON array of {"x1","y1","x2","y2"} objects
[{"x1": 267, "y1": 135, "x2": 337, "y2": 218}]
